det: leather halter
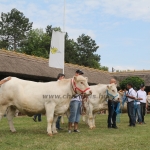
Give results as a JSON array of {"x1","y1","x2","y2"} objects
[{"x1": 71, "y1": 78, "x2": 90, "y2": 94}]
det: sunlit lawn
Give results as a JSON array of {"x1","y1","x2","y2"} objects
[{"x1": 0, "y1": 114, "x2": 150, "y2": 150}]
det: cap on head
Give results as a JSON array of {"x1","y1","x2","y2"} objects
[{"x1": 76, "y1": 69, "x2": 84, "y2": 75}]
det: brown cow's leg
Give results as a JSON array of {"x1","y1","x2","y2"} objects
[{"x1": 6, "y1": 106, "x2": 17, "y2": 132}]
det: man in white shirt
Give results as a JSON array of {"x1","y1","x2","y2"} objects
[
  {"x1": 107, "y1": 78, "x2": 120, "y2": 129},
  {"x1": 137, "y1": 84, "x2": 147, "y2": 124},
  {"x1": 134, "y1": 87, "x2": 142, "y2": 124},
  {"x1": 126, "y1": 83, "x2": 137, "y2": 127}
]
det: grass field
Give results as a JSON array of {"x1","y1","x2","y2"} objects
[{"x1": 0, "y1": 114, "x2": 150, "y2": 150}]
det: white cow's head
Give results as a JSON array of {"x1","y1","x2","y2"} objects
[
  {"x1": 106, "y1": 83, "x2": 119, "y2": 101},
  {"x1": 72, "y1": 75, "x2": 92, "y2": 95}
]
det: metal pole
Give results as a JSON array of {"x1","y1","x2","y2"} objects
[
  {"x1": 63, "y1": 0, "x2": 66, "y2": 32},
  {"x1": 63, "y1": 0, "x2": 66, "y2": 74}
]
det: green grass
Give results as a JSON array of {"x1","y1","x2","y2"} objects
[{"x1": 0, "y1": 114, "x2": 150, "y2": 150}]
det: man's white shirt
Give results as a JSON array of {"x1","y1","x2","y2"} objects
[
  {"x1": 127, "y1": 88, "x2": 137, "y2": 102},
  {"x1": 137, "y1": 89, "x2": 147, "y2": 103}
]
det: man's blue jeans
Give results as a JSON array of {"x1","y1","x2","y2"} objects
[
  {"x1": 69, "y1": 100, "x2": 81, "y2": 123},
  {"x1": 56, "y1": 116, "x2": 61, "y2": 129},
  {"x1": 34, "y1": 114, "x2": 41, "y2": 121},
  {"x1": 135, "y1": 104, "x2": 142, "y2": 123}
]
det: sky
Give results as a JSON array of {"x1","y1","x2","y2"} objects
[{"x1": 0, "y1": 0, "x2": 150, "y2": 71}]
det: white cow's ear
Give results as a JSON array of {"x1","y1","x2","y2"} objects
[
  {"x1": 73, "y1": 76, "x2": 77, "y2": 82},
  {"x1": 107, "y1": 85, "x2": 110, "y2": 89},
  {"x1": 85, "y1": 77, "x2": 88, "y2": 82}
]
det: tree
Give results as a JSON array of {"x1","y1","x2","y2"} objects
[
  {"x1": 76, "y1": 34, "x2": 101, "y2": 69},
  {"x1": 100, "y1": 66, "x2": 109, "y2": 71},
  {"x1": 120, "y1": 76, "x2": 145, "y2": 90},
  {"x1": 20, "y1": 29, "x2": 50, "y2": 58},
  {"x1": 0, "y1": 8, "x2": 32, "y2": 50},
  {"x1": 65, "y1": 33, "x2": 78, "y2": 64}
]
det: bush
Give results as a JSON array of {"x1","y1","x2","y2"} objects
[{"x1": 120, "y1": 76, "x2": 144, "y2": 90}]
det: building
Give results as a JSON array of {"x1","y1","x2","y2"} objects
[
  {"x1": 0, "y1": 50, "x2": 111, "y2": 85},
  {"x1": 0, "y1": 49, "x2": 150, "y2": 92}
]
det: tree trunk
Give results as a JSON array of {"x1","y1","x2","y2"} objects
[{"x1": 14, "y1": 38, "x2": 16, "y2": 51}]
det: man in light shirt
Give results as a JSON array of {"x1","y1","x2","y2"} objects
[
  {"x1": 107, "y1": 78, "x2": 120, "y2": 129},
  {"x1": 137, "y1": 84, "x2": 147, "y2": 124},
  {"x1": 68, "y1": 70, "x2": 84, "y2": 133},
  {"x1": 134, "y1": 87, "x2": 142, "y2": 124},
  {"x1": 126, "y1": 83, "x2": 137, "y2": 127}
]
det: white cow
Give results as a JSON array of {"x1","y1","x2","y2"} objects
[
  {"x1": 83, "y1": 83, "x2": 119, "y2": 129},
  {"x1": 147, "y1": 95, "x2": 150, "y2": 103},
  {"x1": 0, "y1": 76, "x2": 91, "y2": 136}
]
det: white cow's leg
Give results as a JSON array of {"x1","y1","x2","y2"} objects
[
  {"x1": 61, "y1": 115, "x2": 64, "y2": 124},
  {"x1": 45, "y1": 103, "x2": 55, "y2": 136},
  {"x1": 85, "y1": 115, "x2": 89, "y2": 124},
  {"x1": 0, "y1": 105, "x2": 8, "y2": 121},
  {"x1": 88, "y1": 104, "x2": 94, "y2": 129},
  {"x1": 6, "y1": 106, "x2": 17, "y2": 132},
  {"x1": 93, "y1": 113, "x2": 96, "y2": 128},
  {"x1": 52, "y1": 115, "x2": 58, "y2": 134},
  {"x1": 82, "y1": 115, "x2": 86, "y2": 122}
]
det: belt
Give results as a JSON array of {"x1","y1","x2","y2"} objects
[{"x1": 128, "y1": 101, "x2": 134, "y2": 103}]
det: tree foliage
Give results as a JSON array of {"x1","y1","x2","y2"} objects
[
  {"x1": 76, "y1": 34, "x2": 100, "y2": 69},
  {"x1": 0, "y1": 8, "x2": 32, "y2": 50},
  {"x1": 120, "y1": 76, "x2": 145, "y2": 90},
  {"x1": 0, "y1": 8, "x2": 108, "y2": 71},
  {"x1": 20, "y1": 29, "x2": 50, "y2": 58}
]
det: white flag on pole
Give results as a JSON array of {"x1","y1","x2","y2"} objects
[{"x1": 49, "y1": 30, "x2": 65, "y2": 69}]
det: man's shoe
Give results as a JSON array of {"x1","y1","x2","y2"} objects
[
  {"x1": 74, "y1": 130, "x2": 80, "y2": 133},
  {"x1": 112, "y1": 126, "x2": 118, "y2": 129},
  {"x1": 108, "y1": 126, "x2": 112, "y2": 129},
  {"x1": 33, "y1": 118, "x2": 37, "y2": 122},
  {"x1": 68, "y1": 130, "x2": 72, "y2": 133},
  {"x1": 129, "y1": 124, "x2": 135, "y2": 127},
  {"x1": 143, "y1": 122, "x2": 146, "y2": 124},
  {"x1": 58, "y1": 128, "x2": 63, "y2": 130}
]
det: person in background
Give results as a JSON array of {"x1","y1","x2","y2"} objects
[
  {"x1": 126, "y1": 83, "x2": 137, "y2": 127},
  {"x1": 33, "y1": 114, "x2": 41, "y2": 122},
  {"x1": 33, "y1": 80, "x2": 44, "y2": 122},
  {"x1": 68, "y1": 70, "x2": 84, "y2": 133},
  {"x1": 134, "y1": 87, "x2": 142, "y2": 124},
  {"x1": 137, "y1": 84, "x2": 147, "y2": 124},
  {"x1": 56, "y1": 73, "x2": 65, "y2": 130},
  {"x1": 107, "y1": 78, "x2": 120, "y2": 129}
]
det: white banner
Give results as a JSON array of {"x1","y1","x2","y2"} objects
[{"x1": 49, "y1": 30, "x2": 65, "y2": 69}]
